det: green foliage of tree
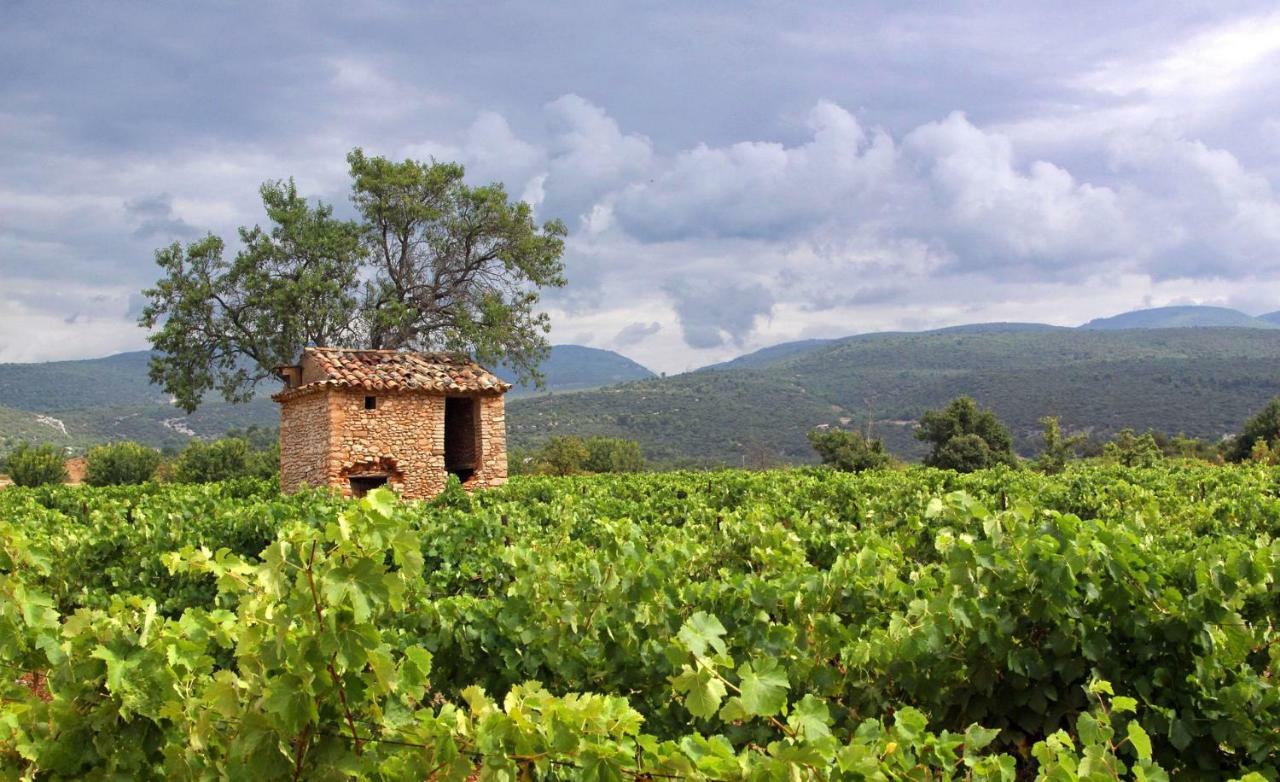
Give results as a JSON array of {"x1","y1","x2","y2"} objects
[
  {"x1": 224, "y1": 424, "x2": 278, "y2": 452},
  {"x1": 1034, "y1": 416, "x2": 1086, "y2": 474},
  {"x1": 1249, "y1": 438, "x2": 1278, "y2": 465},
  {"x1": 84, "y1": 442, "x2": 161, "y2": 486},
  {"x1": 522, "y1": 436, "x2": 646, "y2": 475},
  {"x1": 2, "y1": 443, "x2": 67, "y2": 487},
  {"x1": 1166, "y1": 434, "x2": 1219, "y2": 461},
  {"x1": 582, "y1": 436, "x2": 645, "y2": 473},
  {"x1": 171, "y1": 437, "x2": 276, "y2": 483},
  {"x1": 1227, "y1": 397, "x2": 1280, "y2": 462},
  {"x1": 505, "y1": 447, "x2": 537, "y2": 477},
  {"x1": 1103, "y1": 429, "x2": 1164, "y2": 468},
  {"x1": 917, "y1": 396, "x2": 1017, "y2": 472},
  {"x1": 807, "y1": 428, "x2": 891, "y2": 472},
  {"x1": 533, "y1": 436, "x2": 591, "y2": 476},
  {"x1": 141, "y1": 151, "x2": 567, "y2": 413}
]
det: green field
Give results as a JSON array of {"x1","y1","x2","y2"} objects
[{"x1": 4, "y1": 466, "x2": 1280, "y2": 779}]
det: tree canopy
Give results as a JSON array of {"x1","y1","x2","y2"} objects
[
  {"x1": 140, "y1": 150, "x2": 567, "y2": 412},
  {"x1": 1226, "y1": 397, "x2": 1280, "y2": 462},
  {"x1": 807, "y1": 428, "x2": 891, "y2": 472},
  {"x1": 916, "y1": 396, "x2": 1017, "y2": 472}
]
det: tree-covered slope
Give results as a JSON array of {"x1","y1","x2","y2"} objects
[
  {"x1": 508, "y1": 328, "x2": 1280, "y2": 463},
  {"x1": 0, "y1": 345, "x2": 650, "y2": 450},
  {"x1": 0, "y1": 351, "x2": 165, "y2": 411}
]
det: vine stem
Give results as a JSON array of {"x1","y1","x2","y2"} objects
[
  {"x1": 290, "y1": 722, "x2": 313, "y2": 781},
  {"x1": 304, "y1": 539, "x2": 363, "y2": 755}
]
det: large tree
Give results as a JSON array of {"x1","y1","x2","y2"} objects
[
  {"x1": 916, "y1": 396, "x2": 1017, "y2": 472},
  {"x1": 140, "y1": 150, "x2": 567, "y2": 412}
]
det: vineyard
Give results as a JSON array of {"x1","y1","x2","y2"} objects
[{"x1": 3, "y1": 466, "x2": 1280, "y2": 780}]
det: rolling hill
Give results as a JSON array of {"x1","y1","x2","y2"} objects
[
  {"x1": 506, "y1": 328, "x2": 1280, "y2": 464},
  {"x1": 1079, "y1": 305, "x2": 1277, "y2": 330},
  {"x1": 701, "y1": 307, "x2": 1277, "y2": 374},
  {"x1": 499, "y1": 345, "x2": 654, "y2": 395},
  {"x1": 6, "y1": 326, "x2": 1280, "y2": 465},
  {"x1": 0, "y1": 345, "x2": 653, "y2": 452}
]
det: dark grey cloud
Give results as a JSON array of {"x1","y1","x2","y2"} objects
[
  {"x1": 126, "y1": 194, "x2": 200, "y2": 239},
  {"x1": 663, "y1": 280, "x2": 775, "y2": 349},
  {"x1": 614, "y1": 321, "x2": 661, "y2": 346},
  {"x1": 1, "y1": 1, "x2": 1279, "y2": 368}
]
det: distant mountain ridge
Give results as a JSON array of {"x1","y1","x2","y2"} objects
[
  {"x1": 1079, "y1": 306, "x2": 1278, "y2": 331},
  {"x1": 498, "y1": 345, "x2": 654, "y2": 395},
  {"x1": 703, "y1": 306, "x2": 1279, "y2": 373}
]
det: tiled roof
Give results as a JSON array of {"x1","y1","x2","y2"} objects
[{"x1": 273, "y1": 347, "x2": 510, "y2": 402}]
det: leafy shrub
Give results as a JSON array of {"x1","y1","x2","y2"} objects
[
  {"x1": 1034, "y1": 416, "x2": 1086, "y2": 474},
  {"x1": 171, "y1": 437, "x2": 277, "y2": 483},
  {"x1": 507, "y1": 447, "x2": 537, "y2": 476},
  {"x1": 84, "y1": 441, "x2": 161, "y2": 486},
  {"x1": 1227, "y1": 396, "x2": 1280, "y2": 462},
  {"x1": 534, "y1": 436, "x2": 591, "y2": 475},
  {"x1": 523, "y1": 436, "x2": 646, "y2": 475},
  {"x1": 807, "y1": 428, "x2": 890, "y2": 472},
  {"x1": 917, "y1": 396, "x2": 1017, "y2": 472},
  {"x1": 2, "y1": 443, "x2": 67, "y2": 487},
  {"x1": 1103, "y1": 428, "x2": 1163, "y2": 467},
  {"x1": 582, "y1": 436, "x2": 645, "y2": 473}
]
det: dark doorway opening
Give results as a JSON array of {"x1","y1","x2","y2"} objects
[
  {"x1": 349, "y1": 474, "x2": 388, "y2": 497},
  {"x1": 444, "y1": 396, "x2": 478, "y2": 483}
]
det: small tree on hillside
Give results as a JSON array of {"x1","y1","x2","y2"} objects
[
  {"x1": 808, "y1": 429, "x2": 891, "y2": 472},
  {"x1": 536, "y1": 436, "x2": 591, "y2": 476},
  {"x1": 1034, "y1": 416, "x2": 1086, "y2": 474},
  {"x1": 916, "y1": 396, "x2": 1017, "y2": 472},
  {"x1": 171, "y1": 437, "x2": 275, "y2": 483},
  {"x1": 85, "y1": 442, "x2": 162, "y2": 486},
  {"x1": 1103, "y1": 429, "x2": 1163, "y2": 468},
  {"x1": 1226, "y1": 397, "x2": 1280, "y2": 462},
  {"x1": 1249, "y1": 438, "x2": 1279, "y2": 465},
  {"x1": 582, "y1": 437, "x2": 645, "y2": 473},
  {"x1": 3, "y1": 443, "x2": 68, "y2": 487}
]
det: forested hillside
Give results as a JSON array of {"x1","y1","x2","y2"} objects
[
  {"x1": 6, "y1": 329, "x2": 1280, "y2": 463},
  {"x1": 508, "y1": 328, "x2": 1280, "y2": 463},
  {"x1": 0, "y1": 346, "x2": 652, "y2": 452}
]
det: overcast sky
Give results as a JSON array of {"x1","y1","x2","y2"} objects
[{"x1": 3, "y1": 1, "x2": 1280, "y2": 372}]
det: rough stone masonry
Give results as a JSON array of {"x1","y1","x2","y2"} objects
[{"x1": 273, "y1": 347, "x2": 509, "y2": 499}]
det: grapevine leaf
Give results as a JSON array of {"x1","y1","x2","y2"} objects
[
  {"x1": 677, "y1": 611, "x2": 727, "y2": 657},
  {"x1": 737, "y1": 658, "x2": 789, "y2": 717},
  {"x1": 893, "y1": 707, "x2": 928, "y2": 741},
  {"x1": 786, "y1": 694, "x2": 832, "y2": 740},
  {"x1": 1112, "y1": 696, "x2": 1138, "y2": 714},
  {"x1": 673, "y1": 665, "x2": 726, "y2": 720},
  {"x1": 1126, "y1": 720, "x2": 1152, "y2": 761}
]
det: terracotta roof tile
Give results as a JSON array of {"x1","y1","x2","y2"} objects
[{"x1": 273, "y1": 347, "x2": 510, "y2": 402}]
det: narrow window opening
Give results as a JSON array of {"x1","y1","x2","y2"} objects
[
  {"x1": 349, "y1": 474, "x2": 388, "y2": 497},
  {"x1": 364, "y1": 395, "x2": 377, "y2": 410},
  {"x1": 444, "y1": 396, "x2": 479, "y2": 484}
]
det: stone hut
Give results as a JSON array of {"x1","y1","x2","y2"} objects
[{"x1": 272, "y1": 347, "x2": 510, "y2": 499}]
